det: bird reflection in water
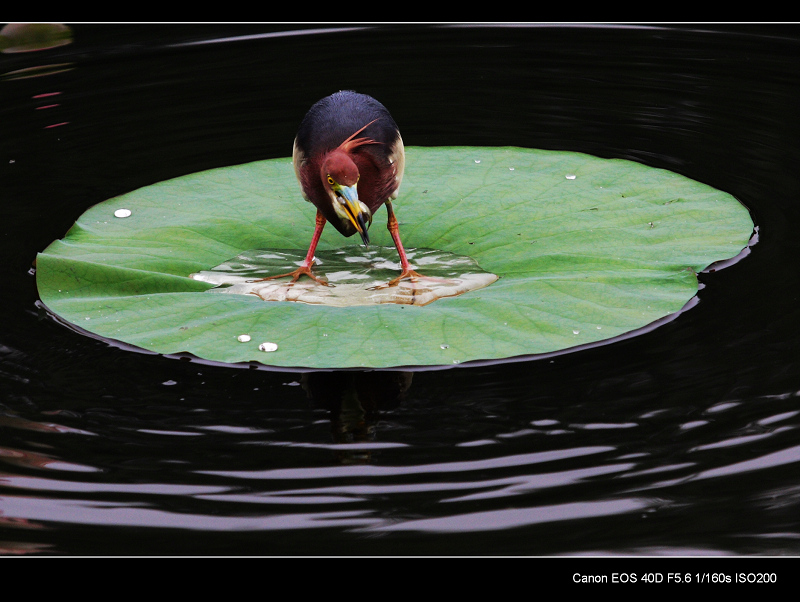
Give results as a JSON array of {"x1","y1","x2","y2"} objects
[{"x1": 300, "y1": 371, "x2": 412, "y2": 464}]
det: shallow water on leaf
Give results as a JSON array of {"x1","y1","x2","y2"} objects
[{"x1": 190, "y1": 247, "x2": 498, "y2": 306}]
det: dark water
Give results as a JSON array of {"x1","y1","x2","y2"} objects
[{"x1": 1, "y1": 24, "x2": 799, "y2": 559}]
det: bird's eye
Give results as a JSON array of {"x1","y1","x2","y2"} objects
[{"x1": 327, "y1": 175, "x2": 335, "y2": 186}]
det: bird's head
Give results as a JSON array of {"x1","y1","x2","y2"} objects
[{"x1": 321, "y1": 149, "x2": 373, "y2": 246}]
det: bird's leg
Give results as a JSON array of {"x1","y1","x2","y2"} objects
[
  {"x1": 385, "y1": 200, "x2": 424, "y2": 286},
  {"x1": 249, "y1": 211, "x2": 330, "y2": 286}
]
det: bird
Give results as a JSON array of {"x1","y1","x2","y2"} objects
[{"x1": 254, "y1": 91, "x2": 421, "y2": 287}]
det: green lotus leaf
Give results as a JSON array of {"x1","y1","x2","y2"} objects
[{"x1": 35, "y1": 147, "x2": 754, "y2": 369}]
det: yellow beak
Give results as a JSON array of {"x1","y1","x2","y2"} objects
[{"x1": 337, "y1": 184, "x2": 371, "y2": 246}]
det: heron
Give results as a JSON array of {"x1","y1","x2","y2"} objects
[{"x1": 255, "y1": 91, "x2": 421, "y2": 287}]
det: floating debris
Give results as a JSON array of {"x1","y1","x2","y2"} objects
[{"x1": 0, "y1": 23, "x2": 73, "y2": 54}]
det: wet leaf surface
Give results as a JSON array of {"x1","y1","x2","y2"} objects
[{"x1": 189, "y1": 246, "x2": 498, "y2": 307}]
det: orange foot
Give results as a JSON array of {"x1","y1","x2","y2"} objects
[
  {"x1": 386, "y1": 268, "x2": 424, "y2": 288},
  {"x1": 369, "y1": 269, "x2": 455, "y2": 291},
  {"x1": 248, "y1": 265, "x2": 330, "y2": 287}
]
